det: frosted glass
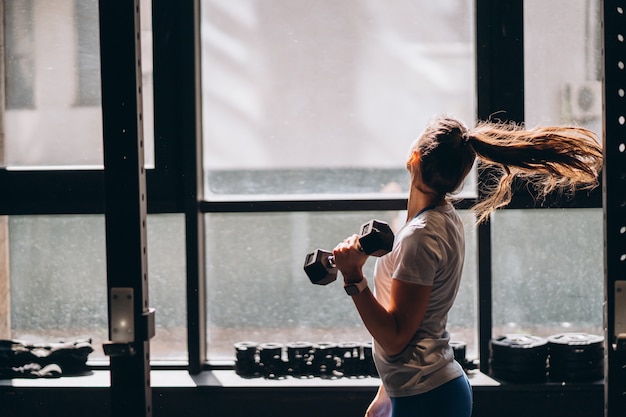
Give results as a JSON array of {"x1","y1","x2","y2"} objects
[
  {"x1": 205, "y1": 210, "x2": 477, "y2": 360},
  {"x1": 7, "y1": 214, "x2": 186, "y2": 361},
  {"x1": 491, "y1": 209, "x2": 603, "y2": 338}
]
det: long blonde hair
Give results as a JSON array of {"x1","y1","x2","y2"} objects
[{"x1": 414, "y1": 116, "x2": 603, "y2": 224}]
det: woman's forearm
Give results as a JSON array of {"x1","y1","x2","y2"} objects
[{"x1": 334, "y1": 237, "x2": 431, "y2": 356}]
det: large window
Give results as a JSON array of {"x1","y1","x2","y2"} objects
[
  {"x1": 0, "y1": 0, "x2": 604, "y2": 373},
  {"x1": 201, "y1": 0, "x2": 477, "y2": 360}
]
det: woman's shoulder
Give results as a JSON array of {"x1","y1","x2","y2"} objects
[
  {"x1": 398, "y1": 205, "x2": 460, "y2": 244},
  {"x1": 404, "y1": 204, "x2": 454, "y2": 231}
]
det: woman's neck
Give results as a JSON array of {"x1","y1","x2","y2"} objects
[{"x1": 406, "y1": 187, "x2": 444, "y2": 221}]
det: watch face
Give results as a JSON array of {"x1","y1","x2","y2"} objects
[{"x1": 344, "y1": 284, "x2": 359, "y2": 296}]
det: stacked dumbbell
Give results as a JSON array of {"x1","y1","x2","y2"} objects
[
  {"x1": 234, "y1": 341, "x2": 379, "y2": 379},
  {"x1": 303, "y1": 219, "x2": 395, "y2": 285}
]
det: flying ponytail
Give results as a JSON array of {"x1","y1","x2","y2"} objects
[
  {"x1": 467, "y1": 122, "x2": 602, "y2": 223},
  {"x1": 414, "y1": 116, "x2": 603, "y2": 224}
]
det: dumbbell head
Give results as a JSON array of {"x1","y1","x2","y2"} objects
[
  {"x1": 359, "y1": 219, "x2": 394, "y2": 257},
  {"x1": 303, "y1": 249, "x2": 337, "y2": 285}
]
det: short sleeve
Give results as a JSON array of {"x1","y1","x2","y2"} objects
[{"x1": 392, "y1": 225, "x2": 442, "y2": 286}]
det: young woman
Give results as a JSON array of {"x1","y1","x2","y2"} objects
[{"x1": 332, "y1": 116, "x2": 603, "y2": 417}]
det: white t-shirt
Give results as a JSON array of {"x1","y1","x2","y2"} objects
[{"x1": 372, "y1": 202, "x2": 465, "y2": 397}]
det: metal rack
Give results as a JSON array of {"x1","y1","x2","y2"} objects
[{"x1": 603, "y1": 1, "x2": 626, "y2": 415}]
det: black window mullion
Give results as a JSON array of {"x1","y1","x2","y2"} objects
[
  {"x1": 0, "y1": 170, "x2": 104, "y2": 215},
  {"x1": 152, "y1": 0, "x2": 205, "y2": 373},
  {"x1": 475, "y1": 0, "x2": 525, "y2": 374},
  {"x1": 199, "y1": 198, "x2": 411, "y2": 214}
]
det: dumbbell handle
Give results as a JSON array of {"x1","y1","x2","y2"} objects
[
  {"x1": 326, "y1": 254, "x2": 336, "y2": 267},
  {"x1": 327, "y1": 240, "x2": 366, "y2": 264}
]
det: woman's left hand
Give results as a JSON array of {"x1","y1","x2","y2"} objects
[{"x1": 333, "y1": 234, "x2": 369, "y2": 283}]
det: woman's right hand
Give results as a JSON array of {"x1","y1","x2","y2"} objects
[
  {"x1": 365, "y1": 385, "x2": 392, "y2": 417},
  {"x1": 333, "y1": 234, "x2": 368, "y2": 283}
]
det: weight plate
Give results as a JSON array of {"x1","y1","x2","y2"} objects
[
  {"x1": 491, "y1": 334, "x2": 548, "y2": 349},
  {"x1": 547, "y1": 333, "x2": 603, "y2": 347}
]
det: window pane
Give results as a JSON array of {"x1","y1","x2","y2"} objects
[
  {"x1": 145, "y1": 214, "x2": 187, "y2": 361},
  {"x1": 7, "y1": 215, "x2": 108, "y2": 359},
  {"x1": 524, "y1": 0, "x2": 602, "y2": 136},
  {"x1": 5, "y1": 214, "x2": 186, "y2": 362},
  {"x1": 201, "y1": 0, "x2": 476, "y2": 197},
  {"x1": 205, "y1": 210, "x2": 477, "y2": 361},
  {"x1": 491, "y1": 209, "x2": 603, "y2": 337},
  {"x1": 2, "y1": 0, "x2": 154, "y2": 169}
]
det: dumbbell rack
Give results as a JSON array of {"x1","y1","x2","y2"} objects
[{"x1": 234, "y1": 340, "x2": 477, "y2": 380}]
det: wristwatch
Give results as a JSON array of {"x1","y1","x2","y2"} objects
[{"x1": 344, "y1": 278, "x2": 368, "y2": 296}]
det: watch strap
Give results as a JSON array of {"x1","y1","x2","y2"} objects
[{"x1": 344, "y1": 278, "x2": 368, "y2": 296}]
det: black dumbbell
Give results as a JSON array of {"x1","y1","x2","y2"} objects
[{"x1": 303, "y1": 219, "x2": 394, "y2": 285}]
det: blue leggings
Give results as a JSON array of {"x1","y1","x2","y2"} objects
[{"x1": 390, "y1": 374, "x2": 473, "y2": 417}]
